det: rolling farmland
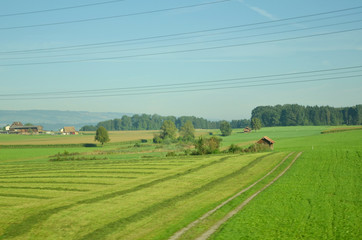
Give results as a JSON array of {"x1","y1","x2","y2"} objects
[{"x1": 0, "y1": 126, "x2": 360, "y2": 239}]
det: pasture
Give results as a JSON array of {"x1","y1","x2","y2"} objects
[{"x1": 0, "y1": 126, "x2": 360, "y2": 239}]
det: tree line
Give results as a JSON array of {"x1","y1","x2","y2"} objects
[
  {"x1": 80, "y1": 114, "x2": 250, "y2": 131},
  {"x1": 251, "y1": 104, "x2": 362, "y2": 127}
]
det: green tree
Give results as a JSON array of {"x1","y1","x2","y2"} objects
[
  {"x1": 179, "y1": 120, "x2": 195, "y2": 141},
  {"x1": 160, "y1": 120, "x2": 177, "y2": 140},
  {"x1": 220, "y1": 121, "x2": 232, "y2": 136},
  {"x1": 94, "y1": 126, "x2": 110, "y2": 146},
  {"x1": 194, "y1": 136, "x2": 222, "y2": 155},
  {"x1": 251, "y1": 118, "x2": 262, "y2": 132}
]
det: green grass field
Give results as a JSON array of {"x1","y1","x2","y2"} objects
[
  {"x1": 0, "y1": 126, "x2": 360, "y2": 239},
  {"x1": 210, "y1": 129, "x2": 362, "y2": 240}
]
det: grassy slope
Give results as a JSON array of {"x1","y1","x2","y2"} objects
[{"x1": 211, "y1": 129, "x2": 362, "y2": 240}]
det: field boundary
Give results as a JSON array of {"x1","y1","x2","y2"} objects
[
  {"x1": 0, "y1": 143, "x2": 98, "y2": 149},
  {"x1": 321, "y1": 126, "x2": 362, "y2": 134},
  {"x1": 195, "y1": 152, "x2": 303, "y2": 240},
  {"x1": 168, "y1": 152, "x2": 294, "y2": 240}
]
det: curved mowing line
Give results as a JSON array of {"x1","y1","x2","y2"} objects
[
  {"x1": 79, "y1": 153, "x2": 275, "y2": 240},
  {"x1": 0, "y1": 181, "x2": 113, "y2": 185},
  {"x1": 169, "y1": 152, "x2": 294, "y2": 240},
  {"x1": 0, "y1": 193, "x2": 52, "y2": 199},
  {"x1": 0, "y1": 186, "x2": 89, "y2": 192},
  {"x1": 0, "y1": 156, "x2": 232, "y2": 239},
  {"x1": 196, "y1": 152, "x2": 303, "y2": 240}
]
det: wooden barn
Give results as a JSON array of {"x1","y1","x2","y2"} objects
[
  {"x1": 243, "y1": 127, "x2": 251, "y2": 133},
  {"x1": 257, "y1": 136, "x2": 275, "y2": 149}
]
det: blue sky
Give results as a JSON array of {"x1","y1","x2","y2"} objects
[{"x1": 0, "y1": 0, "x2": 361, "y2": 120}]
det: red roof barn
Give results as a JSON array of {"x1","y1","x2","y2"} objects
[{"x1": 257, "y1": 136, "x2": 275, "y2": 149}]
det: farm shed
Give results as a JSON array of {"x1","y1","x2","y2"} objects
[
  {"x1": 244, "y1": 127, "x2": 251, "y2": 133},
  {"x1": 60, "y1": 126, "x2": 78, "y2": 135},
  {"x1": 257, "y1": 136, "x2": 275, "y2": 150}
]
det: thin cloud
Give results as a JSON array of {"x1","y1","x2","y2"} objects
[
  {"x1": 236, "y1": 0, "x2": 277, "y2": 20},
  {"x1": 248, "y1": 6, "x2": 278, "y2": 20}
]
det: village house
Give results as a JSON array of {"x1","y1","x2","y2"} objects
[
  {"x1": 9, "y1": 122, "x2": 43, "y2": 134},
  {"x1": 257, "y1": 136, "x2": 275, "y2": 150},
  {"x1": 60, "y1": 126, "x2": 78, "y2": 135}
]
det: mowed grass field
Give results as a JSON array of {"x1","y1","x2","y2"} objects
[{"x1": 0, "y1": 126, "x2": 360, "y2": 239}]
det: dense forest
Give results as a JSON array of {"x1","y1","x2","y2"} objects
[
  {"x1": 251, "y1": 104, "x2": 362, "y2": 127},
  {"x1": 80, "y1": 104, "x2": 361, "y2": 131},
  {"x1": 80, "y1": 114, "x2": 250, "y2": 131}
]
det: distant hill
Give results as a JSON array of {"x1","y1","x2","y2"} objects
[{"x1": 0, "y1": 110, "x2": 131, "y2": 130}]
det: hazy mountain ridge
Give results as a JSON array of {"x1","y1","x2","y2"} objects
[{"x1": 0, "y1": 110, "x2": 130, "y2": 130}]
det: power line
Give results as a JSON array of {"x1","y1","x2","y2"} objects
[
  {"x1": 1, "y1": 6, "x2": 361, "y2": 54},
  {"x1": 2, "y1": 19, "x2": 361, "y2": 61},
  {"x1": 1, "y1": 74, "x2": 360, "y2": 100},
  {"x1": 1, "y1": 65, "x2": 361, "y2": 99},
  {"x1": 0, "y1": 0, "x2": 231, "y2": 30},
  {"x1": 1, "y1": 27, "x2": 361, "y2": 67},
  {"x1": 0, "y1": 0, "x2": 126, "y2": 17}
]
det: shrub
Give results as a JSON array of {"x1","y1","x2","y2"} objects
[
  {"x1": 228, "y1": 144, "x2": 243, "y2": 153},
  {"x1": 244, "y1": 143, "x2": 270, "y2": 153},
  {"x1": 153, "y1": 134, "x2": 163, "y2": 144},
  {"x1": 194, "y1": 136, "x2": 222, "y2": 155},
  {"x1": 166, "y1": 151, "x2": 177, "y2": 157}
]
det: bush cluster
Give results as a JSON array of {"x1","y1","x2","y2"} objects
[
  {"x1": 49, "y1": 150, "x2": 107, "y2": 161},
  {"x1": 227, "y1": 143, "x2": 271, "y2": 153}
]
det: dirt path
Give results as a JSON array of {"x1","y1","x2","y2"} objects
[
  {"x1": 195, "y1": 152, "x2": 303, "y2": 240},
  {"x1": 168, "y1": 152, "x2": 296, "y2": 240}
]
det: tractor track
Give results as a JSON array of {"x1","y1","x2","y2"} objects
[
  {"x1": 195, "y1": 152, "x2": 303, "y2": 240},
  {"x1": 169, "y1": 151, "x2": 301, "y2": 240}
]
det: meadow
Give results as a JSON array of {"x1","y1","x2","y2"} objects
[{"x1": 0, "y1": 126, "x2": 360, "y2": 239}]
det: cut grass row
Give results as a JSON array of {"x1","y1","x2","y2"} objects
[
  {"x1": 0, "y1": 152, "x2": 281, "y2": 239},
  {"x1": 0, "y1": 154, "x2": 234, "y2": 238}
]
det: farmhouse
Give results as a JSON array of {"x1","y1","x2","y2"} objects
[
  {"x1": 257, "y1": 136, "x2": 275, "y2": 149},
  {"x1": 244, "y1": 127, "x2": 251, "y2": 133},
  {"x1": 9, "y1": 122, "x2": 43, "y2": 134},
  {"x1": 60, "y1": 126, "x2": 78, "y2": 135}
]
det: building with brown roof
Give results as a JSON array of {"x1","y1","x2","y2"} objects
[
  {"x1": 60, "y1": 126, "x2": 78, "y2": 135},
  {"x1": 9, "y1": 122, "x2": 43, "y2": 134},
  {"x1": 257, "y1": 136, "x2": 275, "y2": 149},
  {"x1": 243, "y1": 127, "x2": 251, "y2": 133}
]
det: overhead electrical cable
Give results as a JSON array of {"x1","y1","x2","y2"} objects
[
  {"x1": 2, "y1": 69, "x2": 362, "y2": 97},
  {"x1": 0, "y1": 65, "x2": 361, "y2": 99},
  {"x1": 1, "y1": 6, "x2": 361, "y2": 54},
  {"x1": 2, "y1": 19, "x2": 361, "y2": 61},
  {"x1": 1, "y1": 74, "x2": 360, "y2": 100},
  {"x1": 1, "y1": 27, "x2": 361, "y2": 67},
  {"x1": 2, "y1": 11, "x2": 361, "y2": 58},
  {"x1": 0, "y1": 0, "x2": 127, "y2": 17},
  {"x1": 0, "y1": 0, "x2": 231, "y2": 30}
]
